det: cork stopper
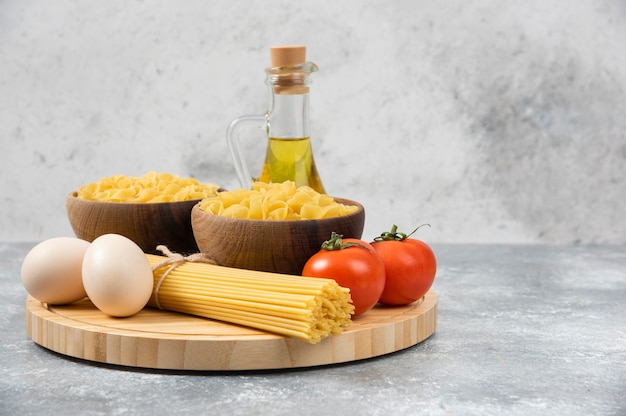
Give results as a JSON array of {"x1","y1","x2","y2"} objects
[{"x1": 270, "y1": 45, "x2": 306, "y2": 68}]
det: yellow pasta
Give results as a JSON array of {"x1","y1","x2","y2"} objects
[
  {"x1": 198, "y1": 181, "x2": 358, "y2": 220},
  {"x1": 76, "y1": 172, "x2": 221, "y2": 203},
  {"x1": 146, "y1": 254, "x2": 354, "y2": 343}
]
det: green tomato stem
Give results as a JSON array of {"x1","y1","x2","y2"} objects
[
  {"x1": 374, "y1": 224, "x2": 431, "y2": 242},
  {"x1": 321, "y1": 232, "x2": 368, "y2": 251}
]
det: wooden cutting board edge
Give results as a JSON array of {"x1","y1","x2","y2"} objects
[{"x1": 25, "y1": 291, "x2": 437, "y2": 371}]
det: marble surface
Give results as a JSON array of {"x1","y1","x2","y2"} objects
[
  {"x1": 1, "y1": 242, "x2": 625, "y2": 415},
  {"x1": 1, "y1": 1, "x2": 626, "y2": 245}
]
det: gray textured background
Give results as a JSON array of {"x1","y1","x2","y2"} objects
[{"x1": 1, "y1": 0, "x2": 625, "y2": 244}]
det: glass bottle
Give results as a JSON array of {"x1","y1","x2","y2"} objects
[{"x1": 227, "y1": 45, "x2": 326, "y2": 193}]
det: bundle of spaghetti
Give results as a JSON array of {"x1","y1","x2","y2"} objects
[{"x1": 145, "y1": 254, "x2": 354, "y2": 343}]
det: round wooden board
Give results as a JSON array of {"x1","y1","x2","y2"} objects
[{"x1": 25, "y1": 291, "x2": 437, "y2": 371}]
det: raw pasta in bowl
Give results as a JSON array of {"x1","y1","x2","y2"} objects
[
  {"x1": 198, "y1": 181, "x2": 358, "y2": 220},
  {"x1": 76, "y1": 172, "x2": 221, "y2": 203},
  {"x1": 192, "y1": 181, "x2": 365, "y2": 275},
  {"x1": 67, "y1": 172, "x2": 223, "y2": 254}
]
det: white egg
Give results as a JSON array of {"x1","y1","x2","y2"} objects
[
  {"x1": 21, "y1": 237, "x2": 90, "y2": 305},
  {"x1": 82, "y1": 234, "x2": 154, "y2": 317}
]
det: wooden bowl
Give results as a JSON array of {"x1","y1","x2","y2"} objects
[
  {"x1": 191, "y1": 198, "x2": 365, "y2": 275},
  {"x1": 66, "y1": 193, "x2": 202, "y2": 255}
]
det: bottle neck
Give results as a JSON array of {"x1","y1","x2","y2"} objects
[
  {"x1": 263, "y1": 62, "x2": 316, "y2": 139},
  {"x1": 266, "y1": 86, "x2": 310, "y2": 139}
]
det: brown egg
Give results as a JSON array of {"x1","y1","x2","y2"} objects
[
  {"x1": 21, "y1": 237, "x2": 90, "y2": 304},
  {"x1": 81, "y1": 234, "x2": 153, "y2": 317}
]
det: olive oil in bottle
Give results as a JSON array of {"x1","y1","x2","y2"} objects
[{"x1": 259, "y1": 137, "x2": 325, "y2": 193}]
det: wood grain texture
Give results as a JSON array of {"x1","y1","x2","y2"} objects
[
  {"x1": 25, "y1": 291, "x2": 437, "y2": 371},
  {"x1": 66, "y1": 193, "x2": 201, "y2": 255},
  {"x1": 191, "y1": 198, "x2": 366, "y2": 275}
]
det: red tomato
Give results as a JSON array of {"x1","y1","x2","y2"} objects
[
  {"x1": 371, "y1": 225, "x2": 436, "y2": 306},
  {"x1": 302, "y1": 232, "x2": 386, "y2": 316}
]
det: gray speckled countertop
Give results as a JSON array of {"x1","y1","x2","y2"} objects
[{"x1": 1, "y1": 242, "x2": 625, "y2": 416}]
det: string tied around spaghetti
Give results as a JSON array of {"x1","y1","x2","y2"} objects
[{"x1": 151, "y1": 245, "x2": 217, "y2": 310}]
